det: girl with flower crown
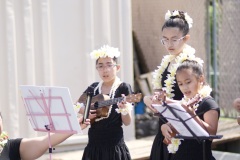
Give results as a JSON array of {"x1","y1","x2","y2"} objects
[
  {"x1": 161, "y1": 59, "x2": 219, "y2": 160},
  {"x1": 0, "y1": 112, "x2": 89, "y2": 160},
  {"x1": 144, "y1": 10, "x2": 204, "y2": 160},
  {"x1": 78, "y1": 45, "x2": 133, "y2": 160}
]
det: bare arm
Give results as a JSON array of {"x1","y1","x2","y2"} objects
[
  {"x1": 192, "y1": 110, "x2": 219, "y2": 135},
  {"x1": 182, "y1": 103, "x2": 219, "y2": 135},
  {"x1": 20, "y1": 132, "x2": 72, "y2": 160},
  {"x1": 19, "y1": 117, "x2": 90, "y2": 160}
]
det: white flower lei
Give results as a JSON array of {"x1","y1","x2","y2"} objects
[
  {"x1": 165, "y1": 10, "x2": 193, "y2": 28},
  {"x1": 115, "y1": 104, "x2": 133, "y2": 115},
  {"x1": 90, "y1": 45, "x2": 120, "y2": 60},
  {"x1": 167, "y1": 138, "x2": 182, "y2": 154},
  {"x1": 93, "y1": 77, "x2": 122, "y2": 122},
  {"x1": 0, "y1": 131, "x2": 8, "y2": 155},
  {"x1": 152, "y1": 45, "x2": 204, "y2": 98}
]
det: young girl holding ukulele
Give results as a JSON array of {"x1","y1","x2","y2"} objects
[
  {"x1": 78, "y1": 45, "x2": 134, "y2": 160},
  {"x1": 161, "y1": 59, "x2": 220, "y2": 160},
  {"x1": 144, "y1": 10, "x2": 204, "y2": 160}
]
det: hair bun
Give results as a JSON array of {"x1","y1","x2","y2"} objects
[{"x1": 165, "y1": 10, "x2": 193, "y2": 28}]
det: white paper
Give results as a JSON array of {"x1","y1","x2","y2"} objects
[
  {"x1": 20, "y1": 85, "x2": 82, "y2": 134},
  {"x1": 152, "y1": 103, "x2": 209, "y2": 137}
]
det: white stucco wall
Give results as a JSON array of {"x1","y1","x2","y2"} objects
[{"x1": 0, "y1": 0, "x2": 135, "y2": 143}]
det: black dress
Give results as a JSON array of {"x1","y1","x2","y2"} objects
[
  {"x1": 171, "y1": 97, "x2": 220, "y2": 160},
  {"x1": 81, "y1": 82, "x2": 133, "y2": 160},
  {"x1": 0, "y1": 138, "x2": 22, "y2": 160},
  {"x1": 150, "y1": 63, "x2": 183, "y2": 160}
]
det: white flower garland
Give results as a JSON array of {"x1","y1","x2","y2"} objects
[
  {"x1": 167, "y1": 85, "x2": 212, "y2": 154},
  {"x1": 94, "y1": 77, "x2": 122, "y2": 122},
  {"x1": 73, "y1": 102, "x2": 85, "y2": 117},
  {"x1": 165, "y1": 10, "x2": 193, "y2": 28},
  {"x1": 0, "y1": 131, "x2": 8, "y2": 155},
  {"x1": 167, "y1": 138, "x2": 182, "y2": 154},
  {"x1": 115, "y1": 104, "x2": 133, "y2": 116},
  {"x1": 152, "y1": 45, "x2": 204, "y2": 98},
  {"x1": 90, "y1": 45, "x2": 120, "y2": 60}
]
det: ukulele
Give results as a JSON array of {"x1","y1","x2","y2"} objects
[
  {"x1": 158, "y1": 94, "x2": 201, "y2": 145},
  {"x1": 78, "y1": 93, "x2": 142, "y2": 123}
]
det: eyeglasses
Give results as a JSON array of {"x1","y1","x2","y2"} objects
[
  {"x1": 96, "y1": 64, "x2": 117, "y2": 71},
  {"x1": 160, "y1": 36, "x2": 185, "y2": 46}
]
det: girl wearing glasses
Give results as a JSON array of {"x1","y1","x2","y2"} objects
[
  {"x1": 78, "y1": 45, "x2": 133, "y2": 160},
  {"x1": 144, "y1": 10, "x2": 204, "y2": 160}
]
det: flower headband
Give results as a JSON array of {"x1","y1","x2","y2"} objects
[
  {"x1": 165, "y1": 10, "x2": 193, "y2": 28},
  {"x1": 90, "y1": 45, "x2": 120, "y2": 60}
]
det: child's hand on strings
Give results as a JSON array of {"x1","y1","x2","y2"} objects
[
  {"x1": 117, "y1": 94, "x2": 131, "y2": 108},
  {"x1": 181, "y1": 103, "x2": 196, "y2": 116},
  {"x1": 147, "y1": 91, "x2": 165, "y2": 114},
  {"x1": 143, "y1": 96, "x2": 158, "y2": 113},
  {"x1": 152, "y1": 91, "x2": 165, "y2": 105},
  {"x1": 116, "y1": 94, "x2": 132, "y2": 116}
]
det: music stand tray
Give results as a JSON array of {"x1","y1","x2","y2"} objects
[
  {"x1": 20, "y1": 85, "x2": 82, "y2": 160},
  {"x1": 152, "y1": 102, "x2": 222, "y2": 160}
]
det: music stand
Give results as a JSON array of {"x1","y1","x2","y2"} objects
[
  {"x1": 19, "y1": 85, "x2": 82, "y2": 160},
  {"x1": 152, "y1": 102, "x2": 222, "y2": 160}
]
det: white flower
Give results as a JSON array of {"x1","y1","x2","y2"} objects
[
  {"x1": 167, "y1": 138, "x2": 182, "y2": 154},
  {"x1": 194, "y1": 57, "x2": 204, "y2": 67},
  {"x1": 164, "y1": 10, "x2": 193, "y2": 29},
  {"x1": 73, "y1": 102, "x2": 84, "y2": 114},
  {"x1": 199, "y1": 85, "x2": 212, "y2": 98},
  {"x1": 184, "y1": 12, "x2": 193, "y2": 28},
  {"x1": 172, "y1": 10, "x2": 179, "y2": 16},
  {"x1": 182, "y1": 45, "x2": 195, "y2": 55},
  {"x1": 0, "y1": 131, "x2": 8, "y2": 153},
  {"x1": 172, "y1": 10, "x2": 180, "y2": 17},
  {"x1": 165, "y1": 10, "x2": 172, "y2": 20},
  {"x1": 115, "y1": 104, "x2": 133, "y2": 115},
  {"x1": 90, "y1": 45, "x2": 120, "y2": 60}
]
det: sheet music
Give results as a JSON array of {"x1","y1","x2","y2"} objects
[
  {"x1": 20, "y1": 85, "x2": 82, "y2": 134},
  {"x1": 152, "y1": 103, "x2": 209, "y2": 137}
]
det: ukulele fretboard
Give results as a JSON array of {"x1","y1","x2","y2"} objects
[{"x1": 98, "y1": 97, "x2": 125, "y2": 107}]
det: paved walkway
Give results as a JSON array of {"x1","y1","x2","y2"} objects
[
  {"x1": 39, "y1": 118, "x2": 240, "y2": 160},
  {"x1": 39, "y1": 136, "x2": 153, "y2": 160}
]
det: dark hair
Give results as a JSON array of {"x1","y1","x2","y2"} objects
[
  {"x1": 96, "y1": 57, "x2": 118, "y2": 64},
  {"x1": 162, "y1": 10, "x2": 190, "y2": 36},
  {"x1": 176, "y1": 60, "x2": 203, "y2": 79}
]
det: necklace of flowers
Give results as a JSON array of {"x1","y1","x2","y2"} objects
[
  {"x1": 167, "y1": 85, "x2": 213, "y2": 154},
  {"x1": 93, "y1": 76, "x2": 122, "y2": 122},
  {"x1": 152, "y1": 45, "x2": 204, "y2": 98},
  {"x1": 0, "y1": 131, "x2": 8, "y2": 154}
]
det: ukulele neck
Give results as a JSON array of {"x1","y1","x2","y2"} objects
[{"x1": 98, "y1": 97, "x2": 124, "y2": 107}]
